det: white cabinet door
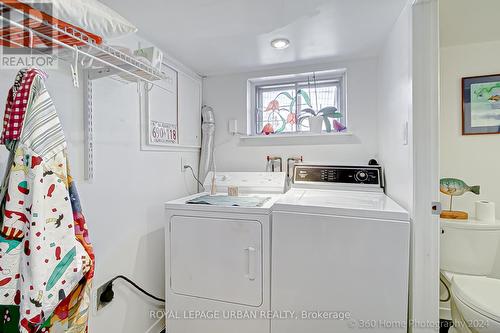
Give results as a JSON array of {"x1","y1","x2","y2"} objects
[
  {"x1": 177, "y1": 72, "x2": 202, "y2": 147},
  {"x1": 271, "y1": 211, "x2": 410, "y2": 333},
  {"x1": 170, "y1": 216, "x2": 262, "y2": 306}
]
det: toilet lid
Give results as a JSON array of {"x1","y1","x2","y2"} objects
[{"x1": 452, "y1": 275, "x2": 500, "y2": 322}]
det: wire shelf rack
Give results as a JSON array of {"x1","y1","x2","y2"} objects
[{"x1": 0, "y1": 2, "x2": 167, "y2": 84}]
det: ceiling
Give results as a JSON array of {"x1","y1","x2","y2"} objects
[
  {"x1": 440, "y1": 0, "x2": 500, "y2": 47},
  {"x1": 101, "y1": 0, "x2": 408, "y2": 76}
]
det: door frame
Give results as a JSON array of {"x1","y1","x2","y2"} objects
[{"x1": 410, "y1": 0, "x2": 440, "y2": 332}]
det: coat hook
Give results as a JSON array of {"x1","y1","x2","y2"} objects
[{"x1": 81, "y1": 55, "x2": 93, "y2": 69}]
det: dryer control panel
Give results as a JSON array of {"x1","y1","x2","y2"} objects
[{"x1": 293, "y1": 165, "x2": 383, "y2": 190}]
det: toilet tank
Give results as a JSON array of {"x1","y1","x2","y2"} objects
[{"x1": 441, "y1": 219, "x2": 500, "y2": 275}]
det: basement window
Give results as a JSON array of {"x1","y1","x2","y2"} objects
[{"x1": 249, "y1": 69, "x2": 347, "y2": 136}]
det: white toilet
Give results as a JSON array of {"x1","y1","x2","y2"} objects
[{"x1": 440, "y1": 219, "x2": 500, "y2": 333}]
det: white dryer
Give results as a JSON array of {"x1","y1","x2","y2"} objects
[
  {"x1": 271, "y1": 164, "x2": 410, "y2": 333},
  {"x1": 165, "y1": 172, "x2": 286, "y2": 333}
]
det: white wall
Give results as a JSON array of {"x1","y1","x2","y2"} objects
[
  {"x1": 440, "y1": 40, "x2": 500, "y2": 218},
  {"x1": 377, "y1": 4, "x2": 413, "y2": 210},
  {"x1": 0, "y1": 41, "x2": 202, "y2": 332},
  {"x1": 203, "y1": 58, "x2": 380, "y2": 172}
]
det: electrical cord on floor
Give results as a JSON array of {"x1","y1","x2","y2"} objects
[
  {"x1": 184, "y1": 165, "x2": 205, "y2": 190},
  {"x1": 100, "y1": 275, "x2": 165, "y2": 304},
  {"x1": 440, "y1": 277, "x2": 451, "y2": 302}
]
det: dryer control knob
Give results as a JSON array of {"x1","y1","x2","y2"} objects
[{"x1": 355, "y1": 171, "x2": 368, "y2": 182}]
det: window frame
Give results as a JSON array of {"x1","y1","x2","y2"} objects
[{"x1": 248, "y1": 68, "x2": 347, "y2": 136}]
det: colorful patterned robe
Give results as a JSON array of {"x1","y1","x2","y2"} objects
[{"x1": 0, "y1": 69, "x2": 94, "y2": 333}]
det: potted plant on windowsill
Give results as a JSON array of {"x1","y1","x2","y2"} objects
[{"x1": 298, "y1": 106, "x2": 343, "y2": 134}]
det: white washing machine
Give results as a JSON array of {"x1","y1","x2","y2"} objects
[
  {"x1": 165, "y1": 172, "x2": 286, "y2": 333},
  {"x1": 271, "y1": 164, "x2": 410, "y2": 333}
]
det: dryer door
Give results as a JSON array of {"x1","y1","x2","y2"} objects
[{"x1": 170, "y1": 216, "x2": 262, "y2": 306}]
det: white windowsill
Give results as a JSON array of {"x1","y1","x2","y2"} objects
[{"x1": 239, "y1": 131, "x2": 355, "y2": 146}]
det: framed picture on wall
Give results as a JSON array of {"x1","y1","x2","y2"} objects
[{"x1": 462, "y1": 74, "x2": 500, "y2": 135}]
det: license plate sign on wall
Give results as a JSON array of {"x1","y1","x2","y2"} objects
[
  {"x1": 140, "y1": 64, "x2": 179, "y2": 150},
  {"x1": 149, "y1": 121, "x2": 177, "y2": 145}
]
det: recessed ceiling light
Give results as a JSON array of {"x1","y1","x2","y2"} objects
[{"x1": 271, "y1": 38, "x2": 290, "y2": 50}]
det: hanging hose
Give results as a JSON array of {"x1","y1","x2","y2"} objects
[{"x1": 440, "y1": 277, "x2": 451, "y2": 302}]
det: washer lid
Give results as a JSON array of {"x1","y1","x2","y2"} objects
[
  {"x1": 273, "y1": 189, "x2": 409, "y2": 221},
  {"x1": 452, "y1": 275, "x2": 500, "y2": 322}
]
